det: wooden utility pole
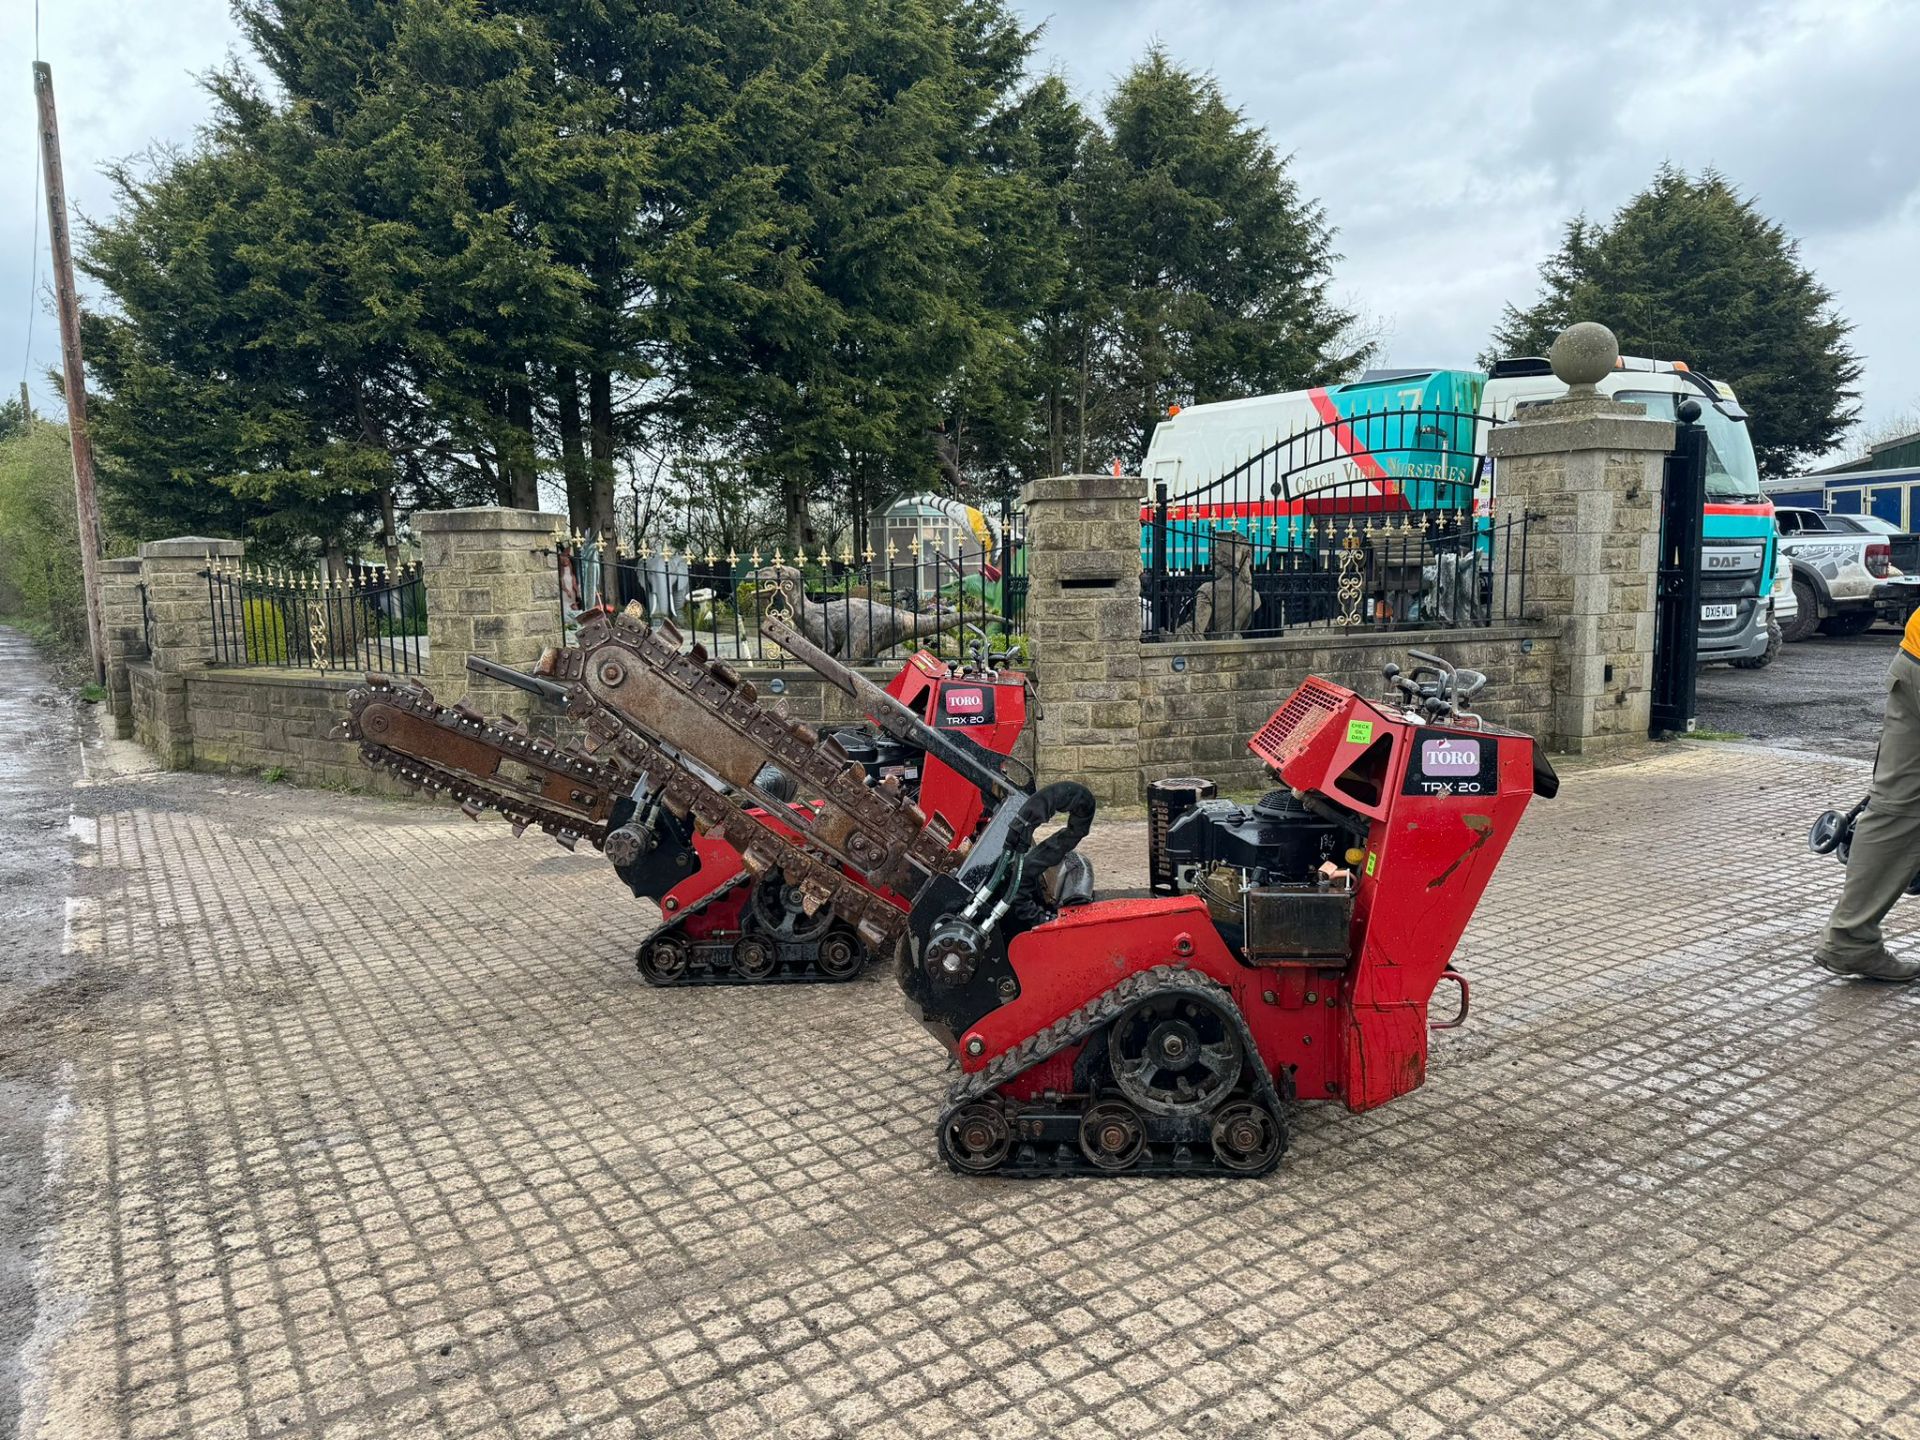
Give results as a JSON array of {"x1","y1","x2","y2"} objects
[
  {"x1": 17, "y1": 381, "x2": 30, "y2": 423},
  {"x1": 34, "y1": 61, "x2": 107, "y2": 684}
]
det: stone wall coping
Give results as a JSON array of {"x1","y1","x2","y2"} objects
[
  {"x1": 414, "y1": 506, "x2": 567, "y2": 534},
  {"x1": 183, "y1": 666, "x2": 361, "y2": 691},
  {"x1": 736, "y1": 665, "x2": 903, "y2": 685},
  {"x1": 1135, "y1": 622, "x2": 1554, "y2": 661},
  {"x1": 101, "y1": 557, "x2": 142, "y2": 574},
  {"x1": 1489, "y1": 411, "x2": 1675, "y2": 458},
  {"x1": 140, "y1": 536, "x2": 245, "y2": 559},
  {"x1": 1022, "y1": 473, "x2": 1142, "y2": 505}
]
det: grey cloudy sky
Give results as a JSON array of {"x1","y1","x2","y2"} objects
[{"x1": 6, "y1": 0, "x2": 1916, "y2": 462}]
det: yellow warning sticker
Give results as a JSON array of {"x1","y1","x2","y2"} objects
[
  {"x1": 1365, "y1": 851, "x2": 1378, "y2": 877},
  {"x1": 1346, "y1": 720, "x2": 1374, "y2": 744}
]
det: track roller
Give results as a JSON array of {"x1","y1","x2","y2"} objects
[{"x1": 933, "y1": 966, "x2": 1290, "y2": 1178}]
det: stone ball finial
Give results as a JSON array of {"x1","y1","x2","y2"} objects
[{"x1": 1548, "y1": 322, "x2": 1619, "y2": 394}]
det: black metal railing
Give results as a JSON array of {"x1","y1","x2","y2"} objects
[
  {"x1": 555, "y1": 529, "x2": 1029, "y2": 669},
  {"x1": 1142, "y1": 509, "x2": 1531, "y2": 639},
  {"x1": 204, "y1": 561, "x2": 428, "y2": 673},
  {"x1": 1141, "y1": 404, "x2": 1526, "y2": 639},
  {"x1": 137, "y1": 581, "x2": 153, "y2": 657}
]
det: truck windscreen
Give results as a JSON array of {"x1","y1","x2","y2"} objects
[{"x1": 1617, "y1": 390, "x2": 1764, "y2": 502}]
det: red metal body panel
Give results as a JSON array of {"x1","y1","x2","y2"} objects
[
  {"x1": 963, "y1": 898, "x2": 1347, "y2": 1101},
  {"x1": 1265, "y1": 688, "x2": 1536, "y2": 1111},
  {"x1": 883, "y1": 652, "x2": 1028, "y2": 842},
  {"x1": 960, "y1": 675, "x2": 1541, "y2": 1117}
]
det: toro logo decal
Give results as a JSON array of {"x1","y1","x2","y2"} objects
[
  {"x1": 936, "y1": 685, "x2": 996, "y2": 728},
  {"x1": 1404, "y1": 729, "x2": 1497, "y2": 796},
  {"x1": 1422, "y1": 737, "x2": 1480, "y2": 771}
]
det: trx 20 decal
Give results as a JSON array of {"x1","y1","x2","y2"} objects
[
  {"x1": 1402, "y1": 729, "x2": 1498, "y2": 796},
  {"x1": 935, "y1": 685, "x2": 996, "y2": 728}
]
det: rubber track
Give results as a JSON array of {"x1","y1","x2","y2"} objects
[
  {"x1": 635, "y1": 874, "x2": 870, "y2": 986},
  {"x1": 937, "y1": 965, "x2": 1290, "y2": 1178}
]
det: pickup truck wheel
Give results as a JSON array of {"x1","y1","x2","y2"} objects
[
  {"x1": 1819, "y1": 610, "x2": 1876, "y2": 638},
  {"x1": 1732, "y1": 618, "x2": 1782, "y2": 670},
  {"x1": 1781, "y1": 579, "x2": 1820, "y2": 642}
]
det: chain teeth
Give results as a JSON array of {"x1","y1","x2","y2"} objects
[
  {"x1": 341, "y1": 618, "x2": 944, "y2": 958},
  {"x1": 345, "y1": 679, "x2": 621, "y2": 849}
]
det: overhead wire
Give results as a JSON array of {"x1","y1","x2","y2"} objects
[{"x1": 21, "y1": 0, "x2": 44, "y2": 391}]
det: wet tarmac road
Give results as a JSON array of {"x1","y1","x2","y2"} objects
[
  {"x1": 1697, "y1": 626, "x2": 1900, "y2": 762},
  {"x1": 0, "y1": 628, "x2": 81, "y2": 1440}
]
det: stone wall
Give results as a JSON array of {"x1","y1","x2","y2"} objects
[
  {"x1": 138, "y1": 536, "x2": 244, "y2": 671},
  {"x1": 1137, "y1": 623, "x2": 1557, "y2": 795},
  {"x1": 181, "y1": 668, "x2": 416, "y2": 795},
  {"x1": 128, "y1": 662, "x2": 190, "y2": 769},
  {"x1": 1020, "y1": 474, "x2": 1145, "y2": 807},
  {"x1": 127, "y1": 660, "x2": 418, "y2": 792},
  {"x1": 416, "y1": 507, "x2": 565, "y2": 720},
  {"x1": 113, "y1": 509, "x2": 569, "y2": 793}
]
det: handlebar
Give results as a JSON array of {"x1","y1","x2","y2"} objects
[{"x1": 1382, "y1": 650, "x2": 1486, "y2": 718}]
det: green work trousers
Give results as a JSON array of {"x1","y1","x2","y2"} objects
[{"x1": 1821, "y1": 649, "x2": 1920, "y2": 963}]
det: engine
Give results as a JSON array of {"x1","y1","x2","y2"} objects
[{"x1": 1156, "y1": 789, "x2": 1358, "y2": 964}]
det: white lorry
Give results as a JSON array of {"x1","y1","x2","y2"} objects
[{"x1": 1140, "y1": 356, "x2": 1780, "y2": 665}]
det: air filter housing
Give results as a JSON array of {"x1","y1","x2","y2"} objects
[{"x1": 1146, "y1": 776, "x2": 1217, "y2": 894}]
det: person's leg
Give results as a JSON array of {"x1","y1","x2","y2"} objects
[
  {"x1": 1818, "y1": 803, "x2": 1920, "y2": 978},
  {"x1": 1818, "y1": 653, "x2": 1920, "y2": 979}
]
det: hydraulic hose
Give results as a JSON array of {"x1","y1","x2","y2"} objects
[{"x1": 1009, "y1": 781, "x2": 1097, "y2": 871}]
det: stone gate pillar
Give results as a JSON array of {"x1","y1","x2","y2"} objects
[
  {"x1": 98, "y1": 556, "x2": 146, "y2": 737},
  {"x1": 1488, "y1": 324, "x2": 1675, "y2": 752},
  {"x1": 415, "y1": 506, "x2": 567, "y2": 718},
  {"x1": 1021, "y1": 474, "x2": 1144, "y2": 805},
  {"x1": 137, "y1": 536, "x2": 246, "y2": 671}
]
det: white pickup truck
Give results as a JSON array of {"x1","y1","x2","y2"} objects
[{"x1": 1773, "y1": 507, "x2": 1898, "y2": 641}]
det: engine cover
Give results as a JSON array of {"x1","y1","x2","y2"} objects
[{"x1": 1161, "y1": 790, "x2": 1340, "y2": 883}]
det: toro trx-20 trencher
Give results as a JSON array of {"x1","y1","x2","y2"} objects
[
  {"x1": 340, "y1": 622, "x2": 1031, "y2": 985},
  {"x1": 342, "y1": 606, "x2": 1553, "y2": 1178}
]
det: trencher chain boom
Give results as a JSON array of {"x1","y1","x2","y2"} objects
[
  {"x1": 341, "y1": 605, "x2": 1031, "y2": 983},
  {"x1": 343, "y1": 606, "x2": 1554, "y2": 1178}
]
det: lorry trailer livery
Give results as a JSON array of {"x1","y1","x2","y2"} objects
[{"x1": 1140, "y1": 356, "x2": 1778, "y2": 665}]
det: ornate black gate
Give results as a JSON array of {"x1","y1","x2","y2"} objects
[{"x1": 1650, "y1": 408, "x2": 1707, "y2": 738}]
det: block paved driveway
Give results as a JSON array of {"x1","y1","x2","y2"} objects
[{"x1": 21, "y1": 731, "x2": 1920, "y2": 1439}]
